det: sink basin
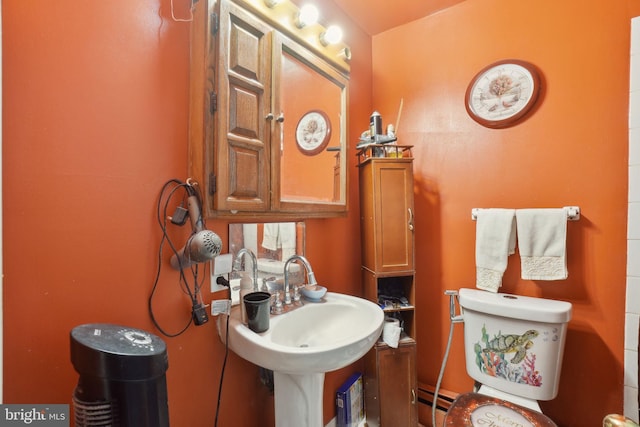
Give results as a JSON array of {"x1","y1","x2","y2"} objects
[
  {"x1": 217, "y1": 292, "x2": 384, "y2": 427},
  {"x1": 218, "y1": 292, "x2": 384, "y2": 374}
]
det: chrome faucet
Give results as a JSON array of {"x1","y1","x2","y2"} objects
[
  {"x1": 234, "y1": 248, "x2": 259, "y2": 291},
  {"x1": 283, "y1": 255, "x2": 317, "y2": 305}
]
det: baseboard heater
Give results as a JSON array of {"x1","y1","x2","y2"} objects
[{"x1": 417, "y1": 383, "x2": 457, "y2": 413}]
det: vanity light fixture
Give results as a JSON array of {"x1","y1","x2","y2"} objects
[
  {"x1": 295, "y1": 4, "x2": 319, "y2": 28},
  {"x1": 263, "y1": 0, "x2": 283, "y2": 8},
  {"x1": 338, "y1": 47, "x2": 352, "y2": 62},
  {"x1": 319, "y1": 25, "x2": 343, "y2": 46},
  {"x1": 247, "y1": 0, "x2": 351, "y2": 72}
]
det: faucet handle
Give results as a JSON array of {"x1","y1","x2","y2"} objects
[
  {"x1": 274, "y1": 291, "x2": 284, "y2": 314},
  {"x1": 293, "y1": 284, "x2": 301, "y2": 303}
]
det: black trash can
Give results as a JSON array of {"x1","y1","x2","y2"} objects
[{"x1": 70, "y1": 323, "x2": 169, "y2": 427}]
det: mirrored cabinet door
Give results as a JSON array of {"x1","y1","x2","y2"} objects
[{"x1": 272, "y1": 32, "x2": 348, "y2": 214}]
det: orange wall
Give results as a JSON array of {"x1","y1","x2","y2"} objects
[
  {"x1": 6, "y1": 0, "x2": 639, "y2": 426},
  {"x1": 371, "y1": 1, "x2": 639, "y2": 425},
  {"x1": 2, "y1": 0, "x2": 370, "y2": 426}
]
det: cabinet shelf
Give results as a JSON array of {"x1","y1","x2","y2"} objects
[
  {"x1": 383, "y1": 306, "x2": 415, "y2": 313},
  {"x1": 375, "y1": 335, "x2": 416, "y2": 348},
  {"x1": 357, "y1": 144, "x2": 414, "y2": 166},
  {"x1": 362, "y1": 266, "x2": 414, "y2": 278}
]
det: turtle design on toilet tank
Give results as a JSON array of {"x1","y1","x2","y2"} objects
[
  {"x1": 474, "y1": 325, "x2": 543, "y2": 387},
  {"x1": 483, "y1": 329, "x2": 539, "y2": 364}
]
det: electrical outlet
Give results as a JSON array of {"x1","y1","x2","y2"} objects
[{"x1": 211, "y1": 253, "x2": 233, "y2": 292}]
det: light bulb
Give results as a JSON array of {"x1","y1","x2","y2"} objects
[
  {"x1": 263, "y1": 0, "x2": 283, "y2": 7},
  {"x1": 320, "y1": 25, "x2": 343, "y2": 46},
  {"x1": 296, "y1": 4, "x2": 319, "y2": 28}
]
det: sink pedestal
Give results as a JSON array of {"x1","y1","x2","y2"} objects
[
  {"x1": 217, "y1": 293, "x2": 384, "y2": 427},
  {"x1": 274, "y1": 372, "x2": 324, "y2": 427}
]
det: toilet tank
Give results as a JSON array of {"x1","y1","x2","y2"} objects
[{"x1": 458, "y1": 288, "x2": 572, "y2": 401}]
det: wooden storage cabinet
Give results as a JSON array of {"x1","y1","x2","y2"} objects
[
  {"x1": 364, "y1": 341, "x2": 418, "y2": 427},
  {"x1": 359, "y1": 157, "x2": 415, "y2": 273},
  {"x1": 358, "y1": 148, "x2": 418, "y2": 427}
]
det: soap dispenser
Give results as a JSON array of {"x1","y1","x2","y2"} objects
[{"x1": 239, "y1": 273, "x2": 253, "y2": 325}]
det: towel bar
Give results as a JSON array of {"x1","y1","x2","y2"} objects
[{"x1": 471, "y1": 206, "x2": 581, "y2": 221}]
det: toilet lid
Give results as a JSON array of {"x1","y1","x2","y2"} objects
[{"x1": 444, "y1": 393, "x2": 557, "y2": 427}]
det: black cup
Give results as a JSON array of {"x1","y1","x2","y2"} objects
[{"x1": 243, "y1": 292, "x2": 271, "y2": 333}]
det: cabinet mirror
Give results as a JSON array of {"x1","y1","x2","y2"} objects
[
  {"x1": 273, "y1": 34, "x2": 348, "y2": 213},
  {"x1": 188, "y1": 0, "x2": 350, "y2": 219}
]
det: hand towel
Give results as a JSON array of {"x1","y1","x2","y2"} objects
[
  {"x1": 516, "y1": 208, "x2": 568, "y2": 280},
  {"x1": 279, "y1": 222, "x2": 297, "y2": 260},
  {"x1": 261, "y1": 223, "x2": 297, "y2": 259},
  {"x1": 475, "y1": 209, "x2": 517, "y2": 292},
  {"x1": 262, "y1": 223, "x2": 280, "y2": 251}
]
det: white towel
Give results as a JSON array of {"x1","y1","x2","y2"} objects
[
  {"x1": 516, "y1": 208, "x2": 568, "y2": 280},
  {"x1": 261, "y1": 223, "x2": 297, "y2": 259},
  {"x1": 279, "y1": 222, "x2": 297, "y2": 259},
  {"x1": 262, "y1": 223, "x2": 279, "y2": 251},
  {"x1": 475, "y1": 209, "x2": 517, "y2": 292}
]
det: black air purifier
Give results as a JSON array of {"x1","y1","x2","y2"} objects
[{"x1": 70, "y1": 323, "x2": 170, "y2": 427}]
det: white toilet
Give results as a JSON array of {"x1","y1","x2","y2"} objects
[{"x1": 444, "y1": 288, "x2": 572, "y2": 427}]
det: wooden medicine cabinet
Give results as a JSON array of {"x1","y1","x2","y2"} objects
[{"x1": 188, "y1": 0, "x2": 350, "y2": 219}]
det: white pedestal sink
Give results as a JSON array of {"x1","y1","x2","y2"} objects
[{"x1": 217, "y1": 292, "x2": 384, "y2": 427}]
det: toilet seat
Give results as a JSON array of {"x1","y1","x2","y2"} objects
[{"x1": 444, "y1": 392, "x2": 557, "y2": 427}]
